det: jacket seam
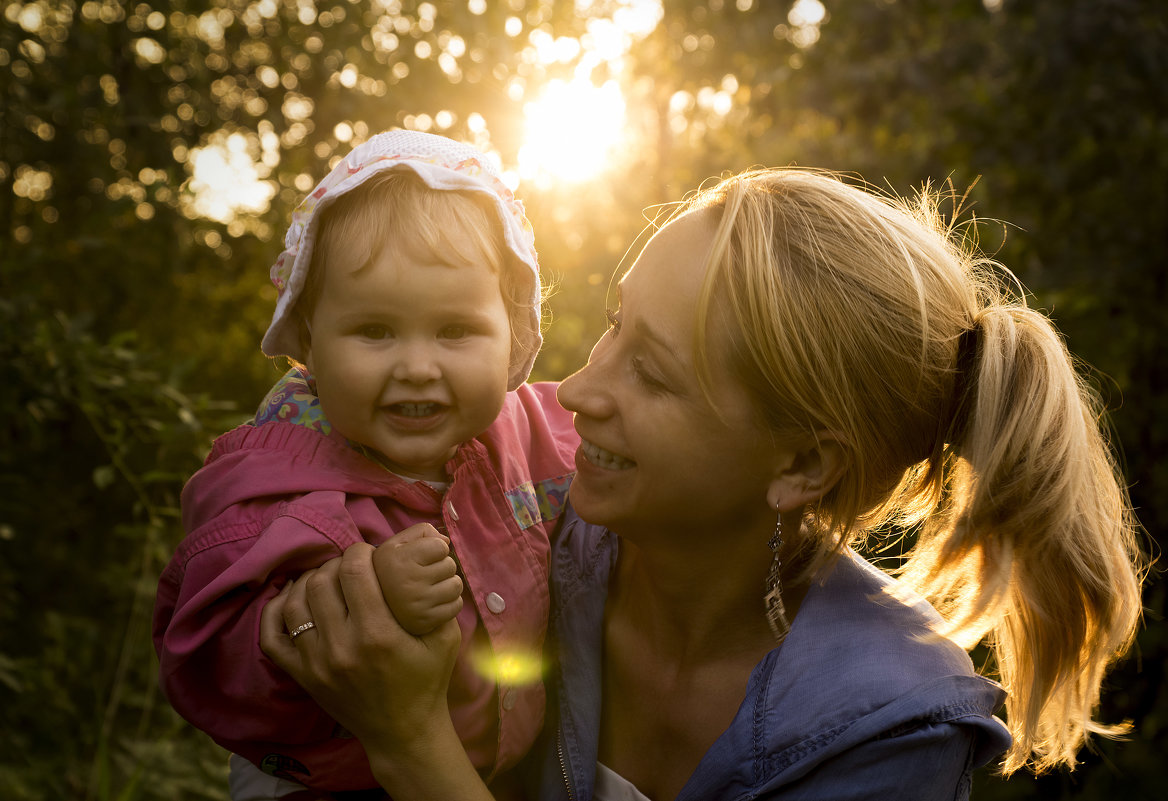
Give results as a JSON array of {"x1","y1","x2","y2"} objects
[
  {"x1": 875, "y1": 698, "x2": 995, "y2": 740},
  {"x1": 169, "y1": 500, "x2": 359, "y2": 581}
]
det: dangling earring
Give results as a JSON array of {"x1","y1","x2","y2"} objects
[{"x1": 764, "y1": 508, "x2": 791, "y2": 643}]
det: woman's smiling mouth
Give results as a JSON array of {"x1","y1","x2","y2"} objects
[{"x1": 581, "y1": 438, "x2": 636, "y2": 471}]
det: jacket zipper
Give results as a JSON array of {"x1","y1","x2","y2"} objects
[{"x1": 557, "y1": 727, "x2": 575, "y2": 801}]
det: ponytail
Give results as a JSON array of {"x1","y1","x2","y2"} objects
[
  {"x1": 901, "y1": 299, "x2": 1145, "y2": 774},
  {"x1": 686, "y1": 168, "x2": 1146, "y2": 774}
]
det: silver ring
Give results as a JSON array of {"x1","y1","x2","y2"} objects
[{"x1": 288, "y1": 621, "x2": 316, "y2": 641}]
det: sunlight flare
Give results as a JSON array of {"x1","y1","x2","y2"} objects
[{"x1": 518, "y1": 78, "x2": 627, "y2": 185}]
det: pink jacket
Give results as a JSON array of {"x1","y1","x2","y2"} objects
[{"x1": 152, "y1": 382, "x2": 577, "y2": 792}]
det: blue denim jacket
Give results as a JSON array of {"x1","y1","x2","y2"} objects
[{"x1": 536, "y1": 509, "x2": 1011, "y2": 800}]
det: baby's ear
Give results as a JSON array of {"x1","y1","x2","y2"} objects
[{"x1": 765, "y1": 432, "x2": 848, "y2": 512}]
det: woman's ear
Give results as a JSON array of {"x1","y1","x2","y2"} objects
[{"x1": 765, "y1": 432, "x2": 848, "y2": 513}]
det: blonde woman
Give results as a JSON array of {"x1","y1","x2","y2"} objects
[{"x1": 261, "y1": 168, "x2": 1145, "y2": 800}]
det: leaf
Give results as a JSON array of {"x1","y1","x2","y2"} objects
[{"x1": 92, "y1": 464, "x2": 117, "y2": 490}]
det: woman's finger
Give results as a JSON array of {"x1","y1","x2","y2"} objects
[
  {"x1": 302, "y1": 556, "x2": 349, "y2": 637},
  {"x1": 280, "y1": 571, "x2": 318, "y2": 639},
  {"x1": 338, "y1": 542, "x2": 401, "y2": 638},
  {"x1": 260, "y1": 583, "x2": 300, "y2": 670}
]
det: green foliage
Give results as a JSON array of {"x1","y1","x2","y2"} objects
[
  {"x1": 0, "y1": 297, "x2": 242, "y2": 799},
  {"x1": 2, "y1": 0, "x2": 1164, "y2": 798}
]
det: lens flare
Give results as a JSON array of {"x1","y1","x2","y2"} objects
[
  {"x1": 518, "y1": 78, "x2": 627, "y2": 185},
  {"x1": 472, "y1": 646, "x2": 544, "y2": 685}
]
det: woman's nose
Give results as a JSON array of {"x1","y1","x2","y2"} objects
[
  {"x1": 557, "y1": 338, "x2": 613, "y2": 419},
  {"x1": 392, "y1": 340, "x2": 442, "y2": 383}
]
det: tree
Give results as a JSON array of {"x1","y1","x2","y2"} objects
[{"x1": 2, "y1": 0, "x2": 1162, "y2": 797}]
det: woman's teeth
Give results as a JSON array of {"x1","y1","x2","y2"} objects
[{"x1": 582, "y1": 439, "x2": 635, "y2": 470}]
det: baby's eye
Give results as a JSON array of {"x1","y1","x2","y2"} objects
[
  {"x1": 439, "y1": 324, "x2": 470, "y2": 339},
  {"x1": 358, "y1": 325, "x2": 391, "y2": 340}
]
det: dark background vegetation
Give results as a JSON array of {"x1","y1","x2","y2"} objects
[{"x1": 1, "y1": 0, "x2": 1164, "y2": 798}]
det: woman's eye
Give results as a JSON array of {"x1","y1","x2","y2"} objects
[
  {"x1": 605, "y1": 308, "x2": 622, "y2": 336},
  {"x1": 358, "y1": 325, "x2": 391, "y2": 340},
  {"x1": 631, "y1": 357, "x2": 667, "y2": 393}
]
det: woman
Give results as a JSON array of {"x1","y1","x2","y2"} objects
[{"x1": 260, "y1": 168, "x2": 1145, "y2": 800}]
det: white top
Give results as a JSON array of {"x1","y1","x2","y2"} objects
[
  {"x1": 228, "y1": 753, "x2": 307, "y2": 800},
  {"x1": 594, "y1": 763, "x2": 653, "y2": 801}
]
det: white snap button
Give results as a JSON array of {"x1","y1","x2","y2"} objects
[
  {"x1": 502, "y1": 688, "x2": 517, "y2": 710},
  {"x1": 486, "y1": 592, "x2": 506, "y2": 614}
]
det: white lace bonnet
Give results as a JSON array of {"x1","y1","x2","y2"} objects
[{"x1": 260, "y1": 130, "x2": 542, "y2": 390}]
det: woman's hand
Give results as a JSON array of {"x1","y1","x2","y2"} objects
[{"x1": 260, "y1": 541, "x2": 468, "y2": 784}]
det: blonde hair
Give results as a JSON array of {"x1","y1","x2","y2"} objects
[
  {"x1": 298, "y1": 170, "x2": 538, "y2": 371},
  {"x1": 683, "y1": 168, "x2": 1145, "y2": 775}
]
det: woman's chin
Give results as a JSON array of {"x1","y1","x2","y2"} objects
[{"x1": 567, "y1": 480, "x2": 621, "y2": 528}]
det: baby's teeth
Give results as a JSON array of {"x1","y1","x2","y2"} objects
[{"x1": 397, "y1": 403, "x2": 435, "y2": 417}]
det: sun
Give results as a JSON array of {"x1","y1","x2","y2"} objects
[
  {"x1": 518, "y1": 77, "x2": 628, "y2": 185},
  {"x1": 511, "y1": 1, "x2": 664, "y2": 185}
]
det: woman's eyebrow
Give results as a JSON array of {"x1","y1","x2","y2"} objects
[
  {"x1": 618, "y1": 276, "x2": 686, "y2": 364},
  {"x1": 632, "y1": 316, "x2": 688, "y2": 371}
]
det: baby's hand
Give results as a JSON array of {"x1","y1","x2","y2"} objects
[{"x1": 372, "y1": 523, "x2": 464, "y2": 636}]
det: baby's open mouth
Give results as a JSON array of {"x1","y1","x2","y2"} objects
[{"x1": 389, "y1": 402, "x2": 444, "y2": 417}]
